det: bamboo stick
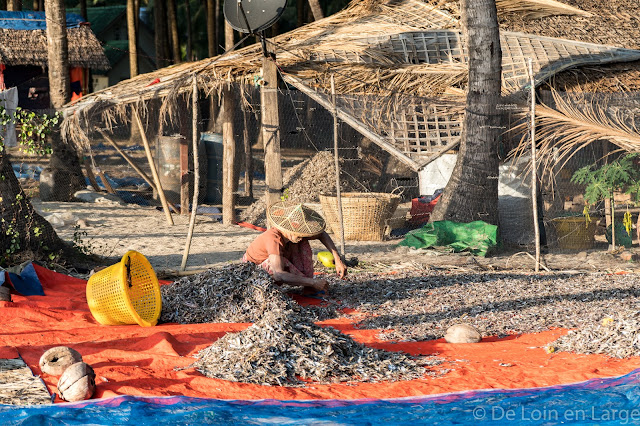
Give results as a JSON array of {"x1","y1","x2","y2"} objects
[
  {"x1": 132, "y1": 109, "x2": 174, "y2": 226},
  {"x1": 181, "y1": 75, "x2": 201, "y2": 271},
  {"x1": 528, "y1": 58, "x2": 541, "y2": 273},
  {"x1": 331, "y1": 75, "x2": 346, "y2": 257},
  {"x1": 96, "y1": 128, "x2": 157, "y2": 192}
]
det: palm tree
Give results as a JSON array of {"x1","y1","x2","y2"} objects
[
  {"x1": 154, "y1": 0, "x2": 170, "y2": 68},
  {"x1": 7, "y1": 0, "x2": 21, "y2": 11},
  {"x1": 43, "y1": 0, "x2": 85, "y2": 201},
  {"x1": 0, "y1": 152, "x2": 68, "y2": 266},
  {"x1": 206, "y1": 0, "x2": 215, "y2": 57},
  {"x1": 430, "y1": 0, "x2": 502, "y2": 225},
  {"x1": 167, "y1": 0, "x2": 181, "y2": 63},
  {"x1": 127, "y1": 0, "x2": 139, "y2": 77}
]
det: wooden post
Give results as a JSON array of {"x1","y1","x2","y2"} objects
[
  {"x1": 133, "y1": 109, "x2": 174, "y2": 225},
  {"x1": 180, "y1": 139, "x2": 189, "y2": 215},
  {"x1": 261, "y1": 54, "x2": 283, "y2": 208},
  {"x1": 222, "y1": 87, "x2": 236, "y2": 223},
  {"x1": 528, "y1": 59, "x2": 541, "y2": 273},
  {"x1": 181, "y1": 75, "x2": 201, "y2": 271},
  {"x1": 96, "y1": 128, "x2": 157, "y2": 192},
  {"x1": 331, "y1": 75, "x2": 346, "y2": 257},
  {"x1": 242, "y1": 106, "x2": 253, "y2": 198}
]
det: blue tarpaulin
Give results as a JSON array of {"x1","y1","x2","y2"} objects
[
  {"x1": 2, "y1": 369, "x2": 640, "y2": 425},
  {"x1": 0, "y1": 11, "x2": 85, "y2": 30}
]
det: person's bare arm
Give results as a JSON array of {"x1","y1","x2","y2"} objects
[
  {"x1": 317, "y1": 232, "x2": 347, "y2": 278},
  {"x1": 269, "y1": 254, "x2": 328, "y2": 291}
]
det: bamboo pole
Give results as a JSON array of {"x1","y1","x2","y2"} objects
[
  {"x1": 528, "y1": 58, "x2": 541, "y2": 273},
  {"x1": 96, "y1": 128, "x2": 157, "y2": 192},
  {"x1": 331, "y1": 75, "x2": 346, "y2": 257},
  {"x1": 181, "y1": 75, "x2": 201, "y2": 271},
  {"x1": 242, "y1": 106, "x2": 253, "y2": 197},
  {"x1": 133, "y1": 109, "x2": 174, "y2": 225}
]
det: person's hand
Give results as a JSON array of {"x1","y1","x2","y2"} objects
[
  {"x1": 312, "y1": 278, "x2": 329, "y2": 292},
  {"x1": 334, "y1": 257, "x2": 347, "y2": 279}
]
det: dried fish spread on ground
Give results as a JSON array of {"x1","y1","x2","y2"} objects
[
  {"x1": 160, "y1": 263, "x2": 336, "y2": 323},
  {"x1": 326, "y1": 269, "x2": 640, "y2": 342},
  {"x1": 160, "y1": 263, "x2": 291, "y2": 323},
  {"x1": 553, "y1": 312, "x2": 640, "y2": 358},
  {"x1": 193, "y1": 308, "x2": 431, "y2": 386}
]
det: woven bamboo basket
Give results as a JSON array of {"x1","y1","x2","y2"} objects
[{"x1": 320, "y1": 192, "x2": 400, "y2": 241}]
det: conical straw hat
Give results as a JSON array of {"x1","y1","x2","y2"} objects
[{"x1": 267, "y1": 201, "x2": 326, "y2": 237}]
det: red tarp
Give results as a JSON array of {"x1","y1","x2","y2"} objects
[{"x1": 1, "y1": 265, "x2": 637, "y2": 402}]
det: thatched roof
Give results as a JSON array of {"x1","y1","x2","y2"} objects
[
  {"x1": 0, "y1": 25, "x2": 110, "y2": 70},
  {"x1": 62, "y1": 0, "x2": 640, "y2": 171},
  {"x1": 500, "y1": 0, "x2": 640, "y2": 49}
]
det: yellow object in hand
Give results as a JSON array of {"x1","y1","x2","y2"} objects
[
  {"x1": 602, "y1": 317, "x2": 614, "y2": 327},
  {"x1": 317, "y1": 251, "x2": 335, "y2": 268}
]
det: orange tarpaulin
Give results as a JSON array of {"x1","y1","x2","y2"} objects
[{"x1": 1, "y1": 265, "x2": 638, "y2": 402}]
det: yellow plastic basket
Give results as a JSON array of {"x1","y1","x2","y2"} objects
[{"x1": 86, "y1": 251, "x2": 162, "y2": 327}]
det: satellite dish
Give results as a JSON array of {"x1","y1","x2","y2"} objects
[{"x1": 224, "y1": 0, "x2": 287, "y2": 34}]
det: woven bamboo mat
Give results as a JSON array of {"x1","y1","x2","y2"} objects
[{"x1": 0, "y1": 358, "x2": 51, "y2": 406}]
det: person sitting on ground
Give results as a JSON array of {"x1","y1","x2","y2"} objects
[{"x1": 242, "y1": 201, "x2": 347, "y2": 292}]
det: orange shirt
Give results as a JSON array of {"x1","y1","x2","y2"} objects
[{"x1": 244, "y1": 228, "x2": 286, "y2": 264}]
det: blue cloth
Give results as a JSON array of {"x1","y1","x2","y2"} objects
[
  {"x1": 7, "y1": 262, "x2": 44, "y2": 296},
  {"x1": 0, "y1": 11, "x2": 85, "y2": 30},
  {"x1": 3, "y1": 369, "x2": 640, "y2": 424}
]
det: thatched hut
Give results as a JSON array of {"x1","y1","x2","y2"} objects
[
  {"x1": 0, "y1": 11, "x2": 109, "y2": 110},
  {"x1": 59, "y1": 0, "x2": 640, "y2": 243}
]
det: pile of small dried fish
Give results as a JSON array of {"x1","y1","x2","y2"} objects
[
  {"x1": 239, "y1": 151, "x2": 377, "y2": 227},
  {"x1": 326, "y1": 269, "x2": 640, "y2": 343},
  {"x1": 160, "y1": 263, "x2": 290, "y2": 323},
  {"x1": 192, "y1": 308, "x2": 434, "y2": 386},
  {"x1": 160, "y1": 263, "x2": 337, "y2": 323},
  {"x1": 552, "y1": 312, "x2": 640, "y2": 358}
]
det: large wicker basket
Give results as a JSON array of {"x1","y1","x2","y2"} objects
[{"x1": 320, "y1": 192, "x2": 400, "y2": 241}]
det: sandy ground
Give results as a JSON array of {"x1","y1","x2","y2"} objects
[{"x1": 30, "y1": 199, "x2": 640, "y2": 277}]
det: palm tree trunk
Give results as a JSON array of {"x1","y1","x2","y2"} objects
[
  {"x1": 154, "y1": 0, "x2": 169, "y2": 68},
  {"x1": 44, "y1": 0, "x2": 69, "y2": 108},
  {"x1": 430, "y1": 0, "x2": 502, "y2": 225},
  {"x1": 43, "y1": 0, "x2": 85, "y2": 201},
  {"x1": 185, "y1": 0, "x2": 193, "y2": 61},
  {"x1": 7, "y1": 0, "x2": 20, "y2": 11},
  {"x1": 206, "y1": 0, "x2": 215, "y2": 57},
  {"x1": 307, "y1": 0, "x2": 324, "y2": 20},
  {"x1": 79, "y1": 0, "x2": 87, "y2": 20},
  {"x1": 127, "y1": 0, "x2": 139, "y2": 77},
  {"x1": 0, "y1": 152, "x2": 65, "y2": 264},
  {"x1": 167, "y1": 0, "x2": 181, "y2": 63}
]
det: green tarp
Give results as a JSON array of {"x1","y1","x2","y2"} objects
[{"x1": 399, "y1": 220, "x2": 498, "y2": 257}]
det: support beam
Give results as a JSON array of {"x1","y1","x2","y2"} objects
[
  {"x1": 96, "y1": 128, "x2": 157, "y2": 192},
  {"x1": 133, "y1": 110, "x2": 174, "y2": 226},
  {"x1": 261, "y1": 56, "x2": 283, "y2": 208}
]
